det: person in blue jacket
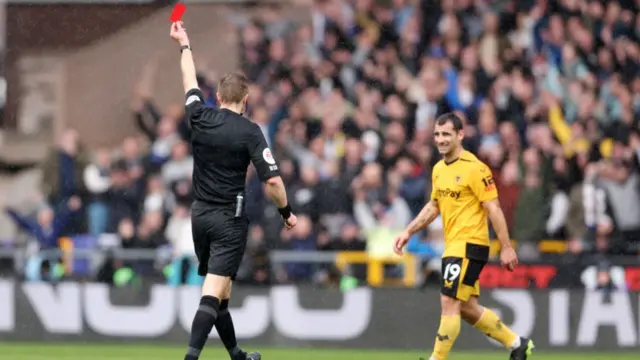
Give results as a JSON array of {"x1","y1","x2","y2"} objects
[{"x1": 5, "y1": 196, "x2": 82, "y2": 281}]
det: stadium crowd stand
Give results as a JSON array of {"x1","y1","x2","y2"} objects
[{"x1": 4, "y1": 0, "x2": 640, "y2": 289}]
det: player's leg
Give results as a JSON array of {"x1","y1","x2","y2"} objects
[
  {"x1": 459, "y1": 260, "x2": 535, "y2": 360},
  {"x1": 429, "y1": 257, "x2": 464, "y2": 360},
  {"x1": 461, "y1": 297, "x2": 534, "y2": 359},
  {"x1": 461, "y1": 296, "x2": 519, "y2": 347},
  {"x1": 430, "y1": 294, "x2": 462, "y2": 360}
]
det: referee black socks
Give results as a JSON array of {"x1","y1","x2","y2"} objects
[
  {"x1": 184, "y1": 295, "x2": 220, "y2": 360},
  {"x1": 216, "y1": 299, "x2": 242, "y2": 357}
]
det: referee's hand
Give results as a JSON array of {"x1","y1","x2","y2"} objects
[
  {"x1": 283, "y1": 213, "x2": 297, "y2": 230},
  {"x1": 170, "y1": 21, "x2": 189, "y2": 45}
]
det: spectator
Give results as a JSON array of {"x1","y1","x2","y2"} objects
[
  {"x1": 6, "y1": 196, "x2": 82, "y2": 250},
  {"x1": 324, "y1": 221, "x2": 366, "y2": 251},
  {"x1": 315, "y1": 159, "x2": 351, "y2": 220},
  {"x1": 144, "y1": 175, "x2": 169, "y2": 215},
  {"x1": 41, "y1": 129, "x2": 88, "y2": 236},
  {"x1": 396, "y1": 155, "x2": 427, "y2": 216},
  {"x1": 289, "y1": 165, "x2": 321, "y2": 221},
  {"x1": 513, "y1": 148, "x2": 547, "y2": 259},
  {"x1": 6, "y1": 196, "x2": 82, "y2": 282},
  {"x1": 83, "y1": 147, "x2": 112, "y2": 237},
  {"x1": 107, "y1": 160, "x2": 141, "y2": 233},
  {"x1": 41, "y1": 129, "x2": 87, "y2": 204},
  {"x1": 136, "y1": 210, "x2": 167, "y2": 249},
  {"x1": 236, "y1": 224, "x2": 271, "y2": 286},
  {"x1": 340, "y1": 137, "x2": 364, "y2": 184},
  {"x1": 121, "y1": 137, "x2": 146, "y2": 190},
  {"x1": 407, "y1": 215, "x2": 445, "y2": 287},
  {"x1": 594, "y1": 152, "x2": 640, "y2": 254},
  {"x1": 164, "y1": 204, "x2": 193, "y2": 258},
  {"x1": 97, "y1": 218, "x2": 139, "y2": 286},
  {"x1": 129, "y1": 210, "x2": 166, "y2": 279},
  {"x1": 165, "y1": 204, "x2": 198, "y2": 286},
  {"x1": 252, "y1": 107, "x2": 272, "y2": 147},
  {"x1": 161, "y1": 140, "x2": 193, "y2": 186},
  {"x1": 278, "y1": 215, "x2": 316, "y2": 283},
  {"x1": 118, "y1": 218, "x2": 138, "y2": 250},
  {"x1": 353, "y1": 171, "x2": 412, "y2": 258},
  {"x1": 245, "y1": 166, "x2": 266, "y2": 224},
  {"x1": 149, "y1": 118, "x2": 180, "y2": 168},
  {"x1": 167, "y1": 179, "x2": 193, "y2": 211},
  {"x1": 496, "y1": 160, "x2": 521, "y2": 233}
]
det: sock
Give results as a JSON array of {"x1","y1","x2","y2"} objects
[
  {"x1": 430, "y1": 315, "x2": 460, "y2": 360},
  {"x1": 184, "y1": 296, "x2": 220, "y2": 360},
  {"x1": 473, "y1": 308, "x2": 519, "y2": 349},
  {"x1": 215, "y1": 299, "x2": 242, "y2": 357}
]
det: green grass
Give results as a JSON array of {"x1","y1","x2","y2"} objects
[{"x1": 0, "y1": 343, "x2": 633, "y2": 360}]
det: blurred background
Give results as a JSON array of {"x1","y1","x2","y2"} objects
[{"x1": 0, "y1": 0, "x2": 639, "y2": 357}]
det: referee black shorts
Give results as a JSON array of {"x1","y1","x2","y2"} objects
[{"x1": 191, "y1": 200, "x2": 249, "y2": 279}]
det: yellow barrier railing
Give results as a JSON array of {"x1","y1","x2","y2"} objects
[
  {"x1": 490, "y1": 239, "x2": 568, "y2": 256},
  {"x1": 58, "y1": 237, "x2": 74, "y2": 275},
  {"x1": 335, "y1": 251, "x2": 417, "y2": 288}
]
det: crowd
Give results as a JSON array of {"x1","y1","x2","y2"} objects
[{"x1": 4, "y1": 0, "x2": 640, "y2": 289}]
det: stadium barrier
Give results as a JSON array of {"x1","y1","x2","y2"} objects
[
  {"x1": 1, "y1": 247, "x2": 640, "y2": 289},
  {"x1": 0, "y1": 247, "x2": 421, "y2": 287},
  {"x1": 0, "y1": 280, "x2": 638, "y2": 350}
]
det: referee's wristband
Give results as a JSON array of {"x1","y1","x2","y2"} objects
[
  {"x1": 278, "y1": 204, "x2": 292, "y2": 220},
  {"x1": 180, "y1": 45, "x2": 192, "y2": 53}
]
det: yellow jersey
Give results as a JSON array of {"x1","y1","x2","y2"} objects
[{"x1": 430, "y1": 150, "x2": 497, "y2": 260}]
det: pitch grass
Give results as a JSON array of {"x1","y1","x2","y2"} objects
[{"x1": 1, "y1": 343, "x2": 634, "y2": 360}]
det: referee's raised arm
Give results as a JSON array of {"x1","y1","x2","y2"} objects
[
  {"x1": 170, "y1": 21, "x2": 206, "y2": 127},
  {"x1": 170, "y1": 21, "x2": 198, "y2": 94}
]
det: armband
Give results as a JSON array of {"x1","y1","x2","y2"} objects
[{"x1": 277, "y1": 204, "x2": 292, "y2": 219}]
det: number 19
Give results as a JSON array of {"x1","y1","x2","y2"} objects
[{"x1": 444, "y1": 263, "x2": 461, "y2": 281}]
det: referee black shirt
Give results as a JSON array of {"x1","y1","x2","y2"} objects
[{"x1": 185, "y1": 88, "x2": 280, "y2": 205}]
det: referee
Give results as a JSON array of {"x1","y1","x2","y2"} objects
[{"x1": 170, "y1": 22, "x2": 297, "y2": 360}]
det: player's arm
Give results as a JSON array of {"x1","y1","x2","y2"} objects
[
  {"x1": 470, "y1": 164, "x2": 515, "y2": 252},
  {"x1": 483, "y1": 199, "x2": 512, "y2": 250},
  {"x1": 404, "y1": 199, "x2": 440, "y2": 236},
  {"x1": 483, "y1": 196, "x2": 518, "y2": 270}
]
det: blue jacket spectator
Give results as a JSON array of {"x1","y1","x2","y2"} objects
[{"x1": 6, "y1": 196, "x2": 81, "y2": 249}]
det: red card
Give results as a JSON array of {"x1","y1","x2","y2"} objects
[{"x1": 169, "y1": 3, "x2": 186, "y2": 22}]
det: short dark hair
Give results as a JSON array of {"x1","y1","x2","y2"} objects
[
  {"x1": 217, "y1": 72, "x2": 249, "y2": 104},
  {"x1": 435, "y1": 112, "x2": 464, "y2": 132}
]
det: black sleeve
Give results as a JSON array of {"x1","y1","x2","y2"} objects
[
  {"x1": 185, "y1": 88, "x2": 206, "y2": 127},
  {"x1": 247, "y1": 124, "x2": 280, "y2": 182},
  {"x1": 145, "y1": 101, "x2": 162, "y2": 124},
  {"x1": 134, "y1": 111, "x2": 157, "y2": 141}
]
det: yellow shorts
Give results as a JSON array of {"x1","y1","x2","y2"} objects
[{"x1": 440, "y1": 256, "x2": 487, "y2": 301}]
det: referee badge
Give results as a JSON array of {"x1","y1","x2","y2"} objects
[
  {"x1": 455, "y1": 176, "x2": 461, "y2": 184},
  {"x1": 263, "y1": 148, "x2": 276, "y2": 165}
]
